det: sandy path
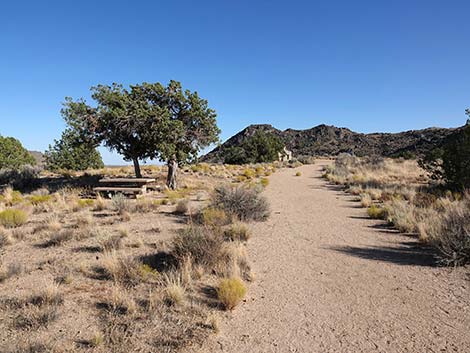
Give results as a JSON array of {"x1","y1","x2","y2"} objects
[{"x1": 202, "y1": 162, "x2": 470, "y2": 353}]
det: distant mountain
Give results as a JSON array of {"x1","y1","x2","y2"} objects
[{"x1": 202, "y1": 124, "x2": 459, "y2": 162}]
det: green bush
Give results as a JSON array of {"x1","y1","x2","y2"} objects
[
  {"x1": 0, "y1": 136, "x2": 35, "y2": 169},
  {"x1": 420, "y1": 114, "x2": 470, "y2": 190},
  {"x1": 45, "y1": 129, "x2": 104, "y2": 171},
  {"x1": 0, "y1": 209, "x2": 28, "y2": 228},
  {"x1": 367, "y1": 205, "x2": 386, "y2": 219},
  {"x1": 223, "y1": 130, "x2": 284, "y2": 164}
]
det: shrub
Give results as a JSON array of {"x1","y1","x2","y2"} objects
[
  {"x1": 42, "y1": 229, "x2": 74, "y2": 247},
  {"x1": 243, "y1": 168, "x2": 256, "y2": 179},
  {"x1": 111, "y1": 194, "x2": 131, "y2": 214},
  {"x1": 199, "y1": 207, "x2": 230, "y2": 227},
  {"x1": 420, "y1": 116, "x2": 470, "y2": 190},
  {"x1": 28, "y1": 194, "x2": 52, "y2": 205},
  {"x1": 0, "y1": 209, "x2": 28, "y2": 228},
  {"x1": 217, "y1": 277, "x2": 246, "y2": 310},
  {"x1": 1, "y1": 187, "x2": 23, "y2": 206},
  {"x1": 384, "y1": 199, "x2": 417, "y2": 233},
  {"x1": 428, "y1": 197, "x2": 470, "y2": 266},
  {"x1": 224, "y1": 222, "x2": 251, "y2": 242},
  {"x1": 0, "y1": 136, "x2": 36, "y2": 169},
  {"x1": 367, "y1": 205, "x2": 386, "y2": 219},
  {"x1": 44, "y1": 129, "x2": 104, "y2": 171},
  {"x1": 0, "y1": 165, "x2": 41, "y2": 189},
  {"x1": 100, "y1": 252, "x2": 144, "y2": 286},
  {"x1": 295, "y1": 171, "x2": 302, "y2": 177},
  {"x1": 360, "y1": 194, "x2": 372, "y2": 208},
  {"x1": 163, "y1": 273, "x2": 186, "y2": 306},
  {"x1": 171, "y1": 226, "x2": 224, "y2": 268},
  {"x1": 174, "y1": 199, "x2": 189, "y2": 215},
  {"x1": 100, "y1": 234, "x2": 125, "y2": 252},
  {"x1": 260, "y1": 178, "x2": 269, "y2": 187},
  {"x1": 211, "y1": 185, "x2": 270, "y2": 222}
]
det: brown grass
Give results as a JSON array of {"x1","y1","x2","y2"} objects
[{"x1": 217, "y1": 277, "x2": 247, "y2": 310}]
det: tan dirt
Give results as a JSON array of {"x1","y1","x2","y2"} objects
[{"x1": 202, "y1": 162, "x2": 470, "y2": 353}]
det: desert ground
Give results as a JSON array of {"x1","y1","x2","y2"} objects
[{"x1": 202, "y1": 162, "x2": 470, "y2": 353}]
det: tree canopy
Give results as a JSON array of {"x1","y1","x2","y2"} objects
[
  {"x1": 45, "y1": 129, "x2": 104, "y2": 171},
  {"x1": 223, "y1": 130, "x2": 284, "y2": 164},
  {"x1": 61, "y1": 81, "x2": 220, "y2": 179},
  {"x1": 0, "y1": 135, "x2": 36, "y2": 169},
  {"x1": 420, "y1": 111, "x2": 470, "y2": 190}
]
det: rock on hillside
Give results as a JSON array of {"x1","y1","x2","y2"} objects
[{"x1": 202, "y1": 124, "x2": 459, "y2": 162}]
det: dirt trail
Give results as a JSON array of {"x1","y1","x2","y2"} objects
[{"x1": 202, "y1": 162, "x2": 470, "y2": 353}]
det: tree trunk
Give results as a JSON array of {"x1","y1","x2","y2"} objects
[
  {"x1": 133, "y1": 158, "x2": 142, "y2": 178},
  {"x1": 166, "y1": 158, "x2": 178, "y2": 190}
]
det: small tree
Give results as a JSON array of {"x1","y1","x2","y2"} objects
[
  {"x1": 420, "y1": 111, "x2": 470, "y2": 189},
  {"x1": 223, "y1": 130, "x2": 284, "y2": 164},
  {"x1": 62, "y1": 81, "x2": 219, "y2": 187},
  {"x1": 0, "y1": 136, "x2": 36, "y2": 169},
  {"x1": 45, "y1": 129, "x2": 104, "y2": 171}
]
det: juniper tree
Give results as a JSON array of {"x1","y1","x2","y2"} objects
[{"x1": 61, "y1": 81, "x2": 219, "y2": 188}]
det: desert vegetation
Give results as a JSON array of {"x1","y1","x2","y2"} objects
[
  {"x1": 0, "y1": 160, "x2": 276, "y2": 352},
  {"x1": 324, "y1": 149, "x2": 470, "y2": 266}
]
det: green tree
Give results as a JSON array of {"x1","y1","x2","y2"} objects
[
  {"x1": 223, "y1": 131, "x2": 284, "y2": 164},
  {"x1": 0, "y1": 136, "x2": 36, "y2": 169},
  {"x1": 44, "y1": 129, "x2": 104, "y2": 171},
  {"x1": 420, "y1": 111, "x2": 470, "y2": 189},
  {"x1": 61, "y1": 81, "x2": 220, "y2": 187}
]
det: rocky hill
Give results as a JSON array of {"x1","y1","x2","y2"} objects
[{"x1": 202, "y1": 124, "x2": 459, "y2": 162}]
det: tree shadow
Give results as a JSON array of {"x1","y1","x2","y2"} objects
[{"x1": 329, "y1": 242, "x2": 438, "y2": 267}]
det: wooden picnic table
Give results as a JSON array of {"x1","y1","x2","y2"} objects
[{"x1": 93, "y1": 178, "x2": 159, "y2": 197}]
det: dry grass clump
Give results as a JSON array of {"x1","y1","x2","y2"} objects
[
  {"x1": 28, "y1": 194, "x2": 52, "y2": 206},
  {"x1": 1, "y1": 187, "x2": 23, "y2": 206},
  {"x1": 111, "y1": 194, "x2": 131, "y2": 215},
  {"x1": 41, "y1": 229, "x2": 74, "y2": 247},
  {"x1": 199, "y1": 207, "x2": 230, "y2": 227},
  {"x1": 0, "y1": 263, "x2": 23, "y2": 283},
  {"x1": 0, "y1": 209, "x2": 28, "y2": 228},
  {"x1": 14, "y1": 284, "x2": 64, "y2": 330},
  {"x1": 424, "y1": 196, "x2": 470, "y2": 266},
  {"x1": 211, "y1": 185, "x2": 270, "y2": 222},
  {"x1": 170, "y1": 226, "x2": 224, "y2": 269},
  {"x1": 224, "y1": 222, "x2": 251, "y2": 242},
  {"x1": 217, "y1": 277, "x2": 246, "y2": 310},
  {"x1": 384, "y1": 198, "x2": 417, "y2": 233},
  {"x1": 163, "y1": 273, "x2": 186, "y2": 306},
  {"x1": 0, "y1": 229, "x2": 14, "y2": 247},
  {"x1": 367, "y1": 205, "x2": 386, "y2": 219},
  {"x1": 260, "y1": 178, "x2": 269, "y2": 187},
  {"x1": 295, "y1": 171, "x2": 302, "y2": 177},
  {"x1": 100, "y1": 234, "x2": 126, "y2": 252},
  {"x1": 100, "y1": 252, "x2": 147, "y2": 286},
  {"x1": 93, "y1": 194, "x2": 107, "y2": 211},
  {"x1": 105, "y1": 286, "x2": 137, "y2": 315},
  {"x1": 174, "y1": 198, "x2": 189, "y2": 215},
  {"x1": 360, "y1": 193, "x2": 372, "y2": 208}
]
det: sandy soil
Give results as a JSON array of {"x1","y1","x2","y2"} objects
[{"x1": 202, "y1": 162, "x2": 470, "y2": 353}]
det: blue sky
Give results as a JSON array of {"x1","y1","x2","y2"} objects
[{"x1": 1, "y1": 0, "x2": 469, "y2": 164}]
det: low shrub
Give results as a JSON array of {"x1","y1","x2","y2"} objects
[
  {"x1": 217, "y1": 277, "x2": 246, "y2": 310},
  {"x1": 28, "y1": 194, "x2": 52, "y2": 206},
  {"x1": 428, "y1": 197, "x2": 470, "y2": 266},
  {"x1": 211, "y1": 185, "x2": 270, "y2": 222},
  {"x1": 100, "y1": 252, "x2": 145, "y2": 287},
  {"x1": 170, "y1": 226, "x2": 224, "y2": 269},
  {"x1": 260, "y1": 178, "x2": 269, "y2": 187},
  {"x1": 295, "y1": 171, "x2": 302, "y2": 177},
  {"x1": 0, "y1": 208, "x2": 28, "y2": 228},
  {"x1": 384, "y1": 199, "x2": 417, "y2": 233},
  {"x1": 360, "y1": 194, "x2": 372, "y2": 208},
  {"x1": 174, "y1": 199, "x2": 189, "y2": 215},
  {"x1": 224, "y1": 222, "x2": 251, "y2": 242},
  {"x1": 0, "y1": 165, "x2": 41, "y2": 189},
  {"x1": 111, "y1": 194, "x2": 131, "y2": 215},
  {"x1": 199, "y1": 207, "x2": 230, "y2": 227},
  {"x1": 367, "y1": 205, "x2": 386, "y2": 219}
]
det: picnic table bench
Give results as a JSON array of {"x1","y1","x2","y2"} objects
[{"x1": 93, "y1": 178, "x2": 159, "y2": 197}]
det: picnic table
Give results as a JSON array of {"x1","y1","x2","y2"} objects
[{"x1": 93, "y1": 178, "x2": 159, "y2": 197}]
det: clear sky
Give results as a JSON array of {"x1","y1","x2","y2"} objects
[{"x1": 1, "y1": 0, "x2": 469, "y2": 165}]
